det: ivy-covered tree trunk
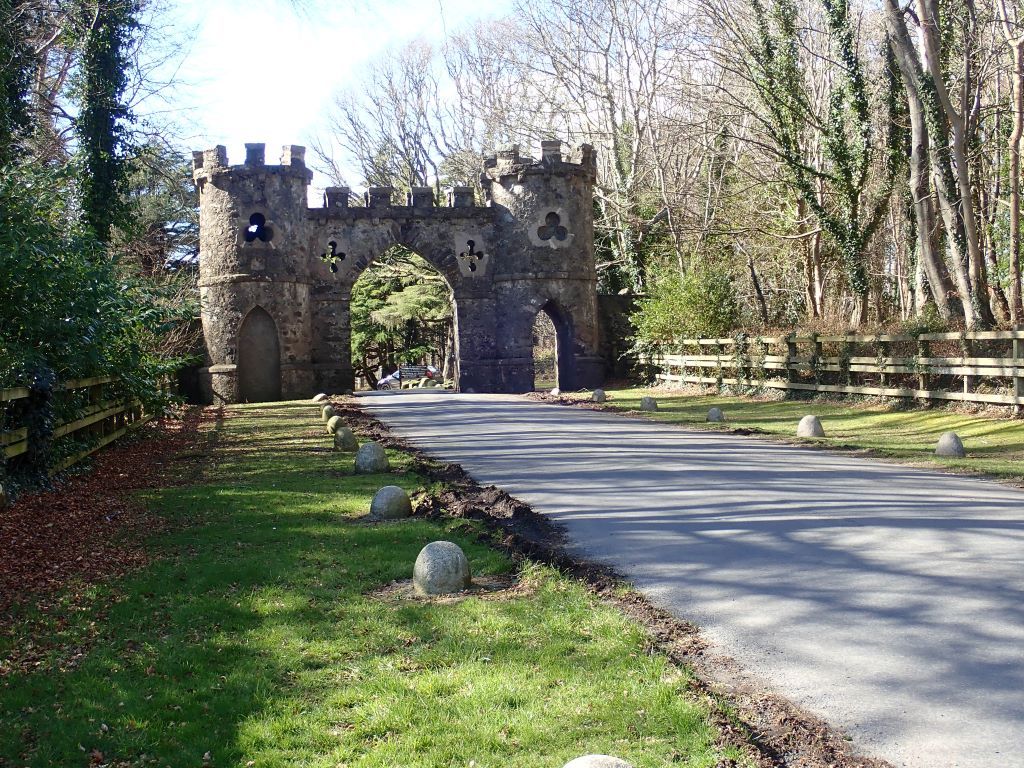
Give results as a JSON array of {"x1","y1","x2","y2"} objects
[
  {"x1": 0, "y1": 0, "x2": 34, "y2": 165},
  {"x1": 76, "y1": 0, "x2": 138, "y2": 245}
]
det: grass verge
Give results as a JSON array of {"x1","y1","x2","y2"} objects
[
  {"x1": 0, "y1": 400, "x2": 739, "y2": 768},
  {"x1": 593, "y1": 386, "x2": 1024, "y2": 484}
]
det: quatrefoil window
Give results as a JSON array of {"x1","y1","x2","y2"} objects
[
  {"x1": 320, "y1": 240, "x2": 347, "y2": 273},
  {"x1": 537, "y1": 211, "x2": 568, "y2": 242},
  {"x1": 244, "y1": 212, "x2": 273, "y2": 243},
  {"x1": 458, "y1": 239, "x2": 485, "y2": 272}
]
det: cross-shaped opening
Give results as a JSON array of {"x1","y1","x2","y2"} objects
[
  {"x1": 458, "y1": 239, "x2": 485, "y2": 272},
  {"x1": 321, "y1": 240, "x2": 347, "y2": 273}
]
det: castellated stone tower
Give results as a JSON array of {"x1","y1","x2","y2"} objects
[
  {"x1": 192, "y1": 139, "x2": 604, "y2": 403},
  {"x1": 481, "y1": 140, "x2": 604, "y2": 392}
]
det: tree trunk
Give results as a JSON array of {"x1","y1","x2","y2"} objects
[
  {"x1": 884, "y1": 0, "x2": 979, "y2": 327},
  {"x1": 747, "y1": 251, "x2": 770, "y2": 326},
  {"x1": 918, "y1": 0, "x2": 994, "y2": 327},
  {"x1": 1010, "y1": 39, "x2": 1024, "y2": 323}
]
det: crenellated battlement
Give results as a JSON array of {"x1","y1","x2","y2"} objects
[
  {"x1": 192, "y1": 143, "x2": 313, "y2": 186},
  {"x1": 481, "y1": 139, "x2": 597, "y2": 188}
]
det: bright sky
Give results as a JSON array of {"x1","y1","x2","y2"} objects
[{"x1": 158, "y1": 0, "x2": 511, "y2": 193}]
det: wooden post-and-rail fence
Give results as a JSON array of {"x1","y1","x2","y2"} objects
[
  {"x1": 0, "y1": 376, "x2": 154, "y2": 475},
  {"x1": 650, "y1": 330, "x2": 1024, "y2": 413}
]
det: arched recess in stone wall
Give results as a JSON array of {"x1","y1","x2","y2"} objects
[
  {"x1": 237, "y1": 306, "x2": 282, "y2": 402},
  {"x1": 536, "y1": 299, "x2": 575, "y2": 390}
]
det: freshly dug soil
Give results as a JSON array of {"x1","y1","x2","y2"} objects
[{"x1": 332, "y1": 397, "x2": 890, "y2": 768}]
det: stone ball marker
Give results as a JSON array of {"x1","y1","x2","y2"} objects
[
  {"x1": 334, "y1": 427, "x2": 359, "y2": 451},
  {"x1": 413, "y1": 540, "x2": 472, "y2": 595},
  {"x1": 706, "y1": 406, "x2": 725, "y2": 423},
  {"x1": 370, "y1": 485, "x2": 412, "y2": 521},
  {"x1": 354, "y1": 441, "x2": 390, "y2": 474},
  {"x1": 563, "y1": 757, "x2": 634, "y2": 768},
  {"x1": 312, "y1": 393, "x2": 328, "y2": 403},
  {"x1": 797, "y1": 414, "x2": 824, "y2": 438},
  {"x1": 639, "y1": 396, "x2": 658, "y2": 411},
  {"x1": 550, "y1": 387, "x2": 561, "y2": 396},
  {"x1": 321, "y1": 404, "x2": 335, "y2": 422},
  {"x1": 936, "y1": 431, "x2": 966, "y2": 458},
  {"x1": 592, "y1": 388, "x2": 606, "y2": 403},
  {"x1": 325, "y1": 415, "x2": 344, "y2": 434}
]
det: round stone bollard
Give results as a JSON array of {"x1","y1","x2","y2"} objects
[
  {"x1": 706, "y1": 406, "x2": 725, "y2": 423},
  {"x1": 312, "y1": 393, "x2": 328, "y2": 403},
  {"x1": 321, "y1": 405, "x2": 335, "y2": 422},
  {"x1": 413, "y1": 541, "x2": 472, "y2": 596},
  {"x1": 936, "y1": 431, "x2": 966, "y2": 458},
  {"x1": 354, "y1": 441, "x2": 390, "y2": 474},
  {"x1": 370, "y1": 485, "x2": 412, "y2": 521},
  {"x1": 550, "y1": 387, "x2": 561, "y2": 396},
  {"x1": 563, "y1": 757, "x2": 634, "y2": 768},
  {"x1": 796, "y1": 415, "x2": 824, "y2": 438},
  {"x1": 639, "y1": 396, "x2": 658, "y2": 411},
  {"x1": 325, "y1": 415, "x2": 344, "y2": 435},
  {"x1": 334, "y1": 427, "x2": 359, "y2": 451},
  {"x1": 592, "y1": 388, "x2": 607, "y2": 404}
]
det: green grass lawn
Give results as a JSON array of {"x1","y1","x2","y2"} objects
[
  {"x1": 0, "y1": 401, "x2": 739, "y2": 768},
  {"x1": 600, "y1": 386, "x2": 1024, "y2": 483}
]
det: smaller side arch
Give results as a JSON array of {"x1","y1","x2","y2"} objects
[
  {"x1": 536, "y1": 299, "x2": 576, "y2": 391},
  {"x1": 237, "y1": 306, "x2": 282, "y2": 402}
]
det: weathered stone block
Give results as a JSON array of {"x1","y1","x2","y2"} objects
[
  {"x1": 592, "y1": 388, "x2": 606, "y2": 403},
  {"x1": 326, "y1": 415, "x2": 344, "y2": 434},
  {"x1": 706, "y1": 407, "x2": 725, "y2": 423},
  {"x1": 354, "y1": 441, "x2": 390, "y2": 473},
  {"x1": 936, "y1": 431, "x2": 966, "y2": 458},
  {"x1": 413, "y1": 541, "x2": 471, "y2": 595},
  {"x1": 797, "y1": 415, "x2": 824, "y2": 438},
  {"x1": 312, "y1": 393, "x2": 328, "y2": 402},
  {"x1": 334, "y1": 427, "x2": 359, "y2": 451},
  {"x1": 321, "y1": 405, "x2": 335, "y2": 422},
  {"x1": 640, "y1": 396, "x2": 658, "y2": 411},
  {"x1": 369, "y1": 485, "x2": 412, "y2": 521}
]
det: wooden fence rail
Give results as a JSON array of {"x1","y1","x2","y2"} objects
[
  {"x1": 0, "y1": 376, "x2": 153, "y2": 474},
  {"x1": 650, "y1": 330, "x2": 1024, "y2": 413}
]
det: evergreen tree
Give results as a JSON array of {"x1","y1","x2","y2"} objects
[{"x1": 76, "y1": 0, "x2": 139, "y2": 244}]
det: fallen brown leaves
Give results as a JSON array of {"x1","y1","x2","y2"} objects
[{"x1": 0, "y1": 407, "x2": 215, "y2": 617}]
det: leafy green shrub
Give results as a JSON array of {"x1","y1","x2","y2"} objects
[
  {"x1": 0, "y1": 162, "x2": 190, "y2": 482},
  {"x1": 631, "y1": 265, "x2": 739, "y2": 350}
]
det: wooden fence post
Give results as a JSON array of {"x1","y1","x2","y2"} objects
[
  {"x1": 917, "y1": 335, "x2": 930, "y2": 395},
  {"x1": 962, "y1": 335, "x2": 974, "y2": 396},
  {"x1": 878, "y1": 340, "x2": 890, "y2": 388},
  {"x1": 1014, "y1": 335, "x2": 1023, "y2": 416},
  {"x1": 786, "y1": 335, "x2": 798, "y2": 384},
  {"x1": 812, "y1": 334, "x2": 823, "y2": 385}
]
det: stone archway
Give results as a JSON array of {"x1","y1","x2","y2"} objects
[
  {"x1": 193, "y1": 140, "x2": 605, "y2": 402},
  {"x1": 536, "y1": 300, "x2": 575, "y2": 390},
  {"x1": 345, "y1": 245, "x2": 461, "y2": 389},
  {"x1": 237, "y1": 306, "x2": 282, "y2": 402}
]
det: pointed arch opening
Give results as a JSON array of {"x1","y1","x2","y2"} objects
[
  {"x1": 349, "y1": 245, "x2": 458, "y2": 390},
  {"x1": 533, "y1": 300, "x2": 573, "y2": 391},
  {"x1": 237, "y1": 306, "x2": 282, "y2": 402}
]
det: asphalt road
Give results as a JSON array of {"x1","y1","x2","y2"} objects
[{"x1": 360, "y1": 391, "x2": 1024, "y2": 768}]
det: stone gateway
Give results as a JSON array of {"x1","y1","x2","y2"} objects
[{"x1": 193, "y1": 140, "x2": 605, "y2": 403}]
